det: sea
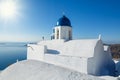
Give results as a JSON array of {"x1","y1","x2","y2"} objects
[{"x1": 0, "y1": 42, "x2": 28, "y2": 70}]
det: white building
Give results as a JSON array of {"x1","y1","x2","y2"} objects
[{"x1": 27, "y1": 15, "x2": 115, "y2": 76}]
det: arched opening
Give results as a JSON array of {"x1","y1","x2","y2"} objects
[
  {"x1": 69, "y1": 30, "x2": 72, "y2": 40},
  {"x1": 57, "y1": 29, "x2": 59, "y2": 39}
]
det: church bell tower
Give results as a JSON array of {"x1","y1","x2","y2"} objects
[{"x1": 52, "y1": 15, "x2": 72, "y2": 41}]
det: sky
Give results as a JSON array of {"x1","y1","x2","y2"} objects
[{"x1": 0, "y1": 0, "x2": 120, "y2": 43}]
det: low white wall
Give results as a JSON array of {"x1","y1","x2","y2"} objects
[
  {"x1": 45, "y1": 54, "x2": 88, "y2": 74},
  {"x1": 45, "y1": 51, "x2": 115, "y2": 76},
  {"x1": 27, "y1": 44, "x2": 47, "y2": 61}
]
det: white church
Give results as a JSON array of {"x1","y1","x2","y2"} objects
[{"x1": 27, "y1": 15, "x2": 115, "y2": 76}]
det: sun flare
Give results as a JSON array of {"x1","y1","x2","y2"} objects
[{"x1": 0, "y1": 0, "x2": 21, "y2": 22}]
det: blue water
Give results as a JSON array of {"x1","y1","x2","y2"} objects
[{"x1": 0, "y1": 43, "x2": 27, "y2": 70}]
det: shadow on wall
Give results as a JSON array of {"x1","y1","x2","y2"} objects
[
  {"x1": 46, "y1": 49, "x2": 60, "y2": 54},
  {"x1": 87, "y1": 57, "x2": 95, "y2": 75},
  {"x1": 87, "y1": 56, "x2": 116, "y2": 76}
]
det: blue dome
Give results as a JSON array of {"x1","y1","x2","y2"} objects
[{"x1": 56, "y1": 15, "x2": 71, "y2": 27}]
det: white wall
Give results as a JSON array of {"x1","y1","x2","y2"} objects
[
  {"x1": 27, "y1": 44, "x2": 47, "y2": 61},
  {"x1": 91, "y1": 40, "x2": 115, "y2": 76},
  {"x1": 45, "y1": 54, "x2": 88, "y2": 74},
  {"x1": 60, "y1": 26, "x2": 72, "y2": 40},
  {"x1": 54, "y1": 26, "x2": 72, "y2": 40}
]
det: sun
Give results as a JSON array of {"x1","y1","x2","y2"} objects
[{"x1": 0, "y1": 0, "x2": 20, "y2": 22}]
